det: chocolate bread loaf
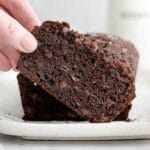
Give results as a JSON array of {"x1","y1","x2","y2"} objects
[
  {"x1": 17, "y1": 74, "x2": 83, "y2": 121},
  {"x1": 18, "y1": 73, "x2": 131, "y2": 121},
  {"x1": 17, "y1": 21, "x2": 138, "y2": 122}
]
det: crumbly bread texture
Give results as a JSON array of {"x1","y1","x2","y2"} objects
[
  {"x1": 17, "y1": 73, "x2": 131, "y2": 121},
  {"x1": 17, "y1": 74, "x2": 84, "y2": 121},
  {"x1": 17, "y1": 21, "x2": 138, "y2": 122}
]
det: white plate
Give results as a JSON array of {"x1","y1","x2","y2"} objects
[{"x1": 0, "y1": 71, "x2": 150, "y2": 140}]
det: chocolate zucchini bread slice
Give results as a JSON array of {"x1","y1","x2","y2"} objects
[
  {"x1": 17, "y1": 73, "x2": 131, "y2": 121},
  {"x1": 17, "y1": 21, "x2": 138, "y2": 122},
  {"x1": 17, "y1": 74, "x2": 83, "y2": 121}
]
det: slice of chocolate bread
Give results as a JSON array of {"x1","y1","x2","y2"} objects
[
  {"x1": 17, "y1": 21, "x2": 138, "y2": 122},
  {"x1": 17, "y1": 73, "x2": 131, "y2": 121},
  {"x1": 17, "y1": 74, "x2": 84, "y2": 121}
]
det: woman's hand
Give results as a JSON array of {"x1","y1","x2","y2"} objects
[{"x1": 0, "y1": 0, "x2": 40, "y2": 71}]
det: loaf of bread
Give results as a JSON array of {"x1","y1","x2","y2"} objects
[{"x1": 17, "y1": 21, "x2": 138, "y2": 122}]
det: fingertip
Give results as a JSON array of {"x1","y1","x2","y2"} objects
[{"x1": 20, "y1": 33, "x2": 37, "y2": 53}]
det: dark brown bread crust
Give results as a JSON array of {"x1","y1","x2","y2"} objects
[
  {"x1": 115, "y1": 105, "x2": 131, "y2": 121},
  {"x1": 17, "y1": 73, "x2": 130, "y2": 121},
  {"x1": 84, "y1": 33, "x2": 138, "y2": 77},
  {"x1": 17, "y1": 21, "x2": 138, "y2": 122},
  {"x1": 17, "y1": 74, "x2": 84, "y2": 121}
]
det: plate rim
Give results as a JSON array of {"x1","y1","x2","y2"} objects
[{"x1": 0, "y1": 116, "x2": 150, "y2": 140}]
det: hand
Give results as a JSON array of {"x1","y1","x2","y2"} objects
[{"x1": 0, "y1": 0, "x2": 40, "y2": 71}]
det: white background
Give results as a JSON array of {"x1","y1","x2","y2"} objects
[{"x1": 30, "y1": 0, "x2": 109, "y2": 33}]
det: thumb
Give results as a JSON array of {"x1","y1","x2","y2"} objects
[{"x1": 0, "y1": 9, "x2": 37, "y2": 53}]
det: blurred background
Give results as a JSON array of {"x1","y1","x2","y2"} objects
[
  {"x1": 30, "y1": 0, "x2": 109, "y2": 33},
  {"x1": 0, "y1": 0, "x2": 150, "y2": 121}
]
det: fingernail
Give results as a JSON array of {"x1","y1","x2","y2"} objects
[{"x1": 21, "y1": 34, "x2": 37, "y2": 52}]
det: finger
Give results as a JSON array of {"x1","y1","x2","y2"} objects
[
  {"x1": 0, "y1": 9, "x2": 37, "y2": 53},
  {"x1": 2, "y1": 48, "x2": 20, "y2": 70},
  {"x1": 0, "y1": 0, "x2": 41, "y2": 31},
  {"x1": 0, "y1": 51, "x2": 11, "y2": 71},
  {"x1": 10, "y1": 51, "x2": 20, "y2": 70}
]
